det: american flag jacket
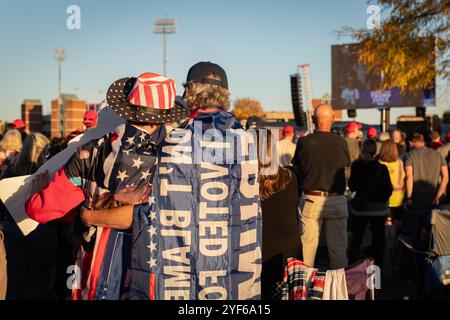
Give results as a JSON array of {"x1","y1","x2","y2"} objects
[{"x1": 26, "y1": 123, "x2": 165, "y2": 300}]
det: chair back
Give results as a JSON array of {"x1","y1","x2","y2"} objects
[{"x1": 431, "y1": 209, "x2": 450, "y2": 256}]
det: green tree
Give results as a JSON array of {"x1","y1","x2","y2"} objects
[{"x1": 348, "y1": 0, "x2": 449, "y2": 92}]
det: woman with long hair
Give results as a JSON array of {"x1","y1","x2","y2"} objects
[
  {"x1": 258, "y1": 129, "x2": 301, "y2": 300},
  {"x1": 378, "y1": 140, "x2": 405, "y2": 278},
  {"x1": 0, "y1": 129, "x2": 23, "y2": 175},
  {"x1": 2, "y1": 132, "x2": 49, "y2": 178},
  {"x1": 379, "y1": 140, "x2": 405, "y2": 221},
  {"x1": 1, "y1": 133, "x2": 57, "y2": 300},
  {"x1": 348, "y1": 139, "x2": 392, "y2": 266}
]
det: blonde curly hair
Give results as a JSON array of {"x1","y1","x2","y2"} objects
[{"x1": 184, "y1": 73, "x2": 230, "y2": 111}]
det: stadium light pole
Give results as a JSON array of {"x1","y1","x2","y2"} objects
[
  {"x1": 55, "y1": 48, "x2": 65, "y2": 101},
  {"x1": 154, "y1": 19, "x2": 176, "y2": 77},
  {"x1": 55, "y1": 48, "x2": 66, "y2": 137}
]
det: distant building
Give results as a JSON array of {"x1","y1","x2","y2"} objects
[
  {"x1": 21, "y1": 99, "x2": 43, "y2": 132},
  {"x1": 41, "y1": 115, "x2": 51, "y2": 138},
  {"x1": 265, "y1": 112, "x2": 295, "y2": 123},
  {"x1": 87, "y1": 102, "x2": 105, "y2": 113},
  {"x1": 51, "y1": 94, "x2": 87, "y2": 138},
  {"x1": 264, "y1": 97, "x2": 342, "y2": 124}
]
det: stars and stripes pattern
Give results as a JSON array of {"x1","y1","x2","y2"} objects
[
  {"x1": 146, "y1": 197, "x2": 158, "y2": 271},
  {"x1": 109, "y1": 125, "x2": 161, "y2": 191},
  {"x1": 70, "y1": 123, "x2": 165, "y2": 301},
  {"x1": 128, "y1": 73, "x2": 176, "y2": 110}
]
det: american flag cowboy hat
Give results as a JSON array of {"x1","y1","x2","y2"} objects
[{"x1": 107, "y1": 72, "x2": 189, "y2": 124}]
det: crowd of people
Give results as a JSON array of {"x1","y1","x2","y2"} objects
[
  {"x1": 0, "y1": 109, "x2": 100, "y2": 300},
  {"x1": 0, "y1": 61, "x2": 449, "y2": 300},
  {"x1": 282, "y1": 117, "x2": 449, "y2": 295}
]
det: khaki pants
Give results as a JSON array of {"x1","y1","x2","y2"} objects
[
  {"x1": 0, "y1": 231, "x2": 6, "y2": 300},
  {"x1": 299, "y1": 194, "x2": 348, "y2": 269}
]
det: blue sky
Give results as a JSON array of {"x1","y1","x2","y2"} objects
[{"x1": 0, "y1": 0, "x2": 447, "y2": 124}]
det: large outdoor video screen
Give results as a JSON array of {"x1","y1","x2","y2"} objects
[{"x1": 331, "y1": 43, "x2": 436, "y2": 109}]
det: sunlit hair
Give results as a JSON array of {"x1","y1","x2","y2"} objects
[
  {"x1": 257, "y1": 129, "x2": 293, "y2": 201},
  {"x1": 0, "y1": 129, "x2": 23, "y2": 153},
  {"x1": 0, "y1": 121, "x2": 6, "y2": 136},
  {"x1": 379, "y1": 140, "x2": 399, "y2": 163},
  {"x1": 379, "y1": 132, "x2": 391, "y2": 143},
  {"x1": 361, "y1": 139, "x2": 377, "y2": 162},
  {"x1": 184, "y1": 73, "x2": 230, "y2": 111},
  {"x1": 13, "y1": 133, "x2": 50, "y2": 176}
]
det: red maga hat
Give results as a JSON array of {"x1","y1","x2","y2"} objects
[
  {"x1": 367, "y1": 127, "x2": 378, "y2": 139},
  {"x1": 12, "y1": 119, "x2": 25, "y2": 129},
  {"x1": 283, "y1": 125, "x2": 295, "y2": 136},
  {"x1": 345, "y1": 121, "x2": 362, "y2": 134}
]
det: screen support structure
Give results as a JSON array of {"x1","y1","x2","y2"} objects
[
  {"x1": 298, "y1": 64, "x2": 315, "y2": 135},
  {"x1": 380, "y1": 108, "x2": 391, "y2": 133}
]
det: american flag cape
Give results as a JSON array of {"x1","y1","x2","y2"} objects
[
  {"x1": 130, "y1": 109, "x2": 262, "y2": 300},
  {"x1": 69, "y1": 123, "x2": 163, "y2": 300}
]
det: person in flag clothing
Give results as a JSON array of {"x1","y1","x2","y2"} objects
[
  {"x1": 131, "y1": 62, "x2": 263, "y2": 300},
  {"x1": 25, "y1": 73, "x2": 189, "y2": 300},
  {"x1": 81, "y1": 62, "x2": 263, "y2": 300}
]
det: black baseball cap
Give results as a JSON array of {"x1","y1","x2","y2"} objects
[{"x1": 185, "y1": 62, "x2": 228, "y2": 90}]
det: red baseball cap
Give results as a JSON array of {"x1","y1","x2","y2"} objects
[
  {"x1": 345, "y1": 122, "x2": 362, "y2": 134},
  {"x1": 83, "y1": 110, "x2": 98, "y2": 128},
  {"x1": 12, "y1": 119, "x2": 25, "y2": 129},
  {"x1": 283, "y1": 125, "x2": 295, "y2": 136},
  {"x1": 367, "y1": 127, "x2": 378, "y2": 139}
]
